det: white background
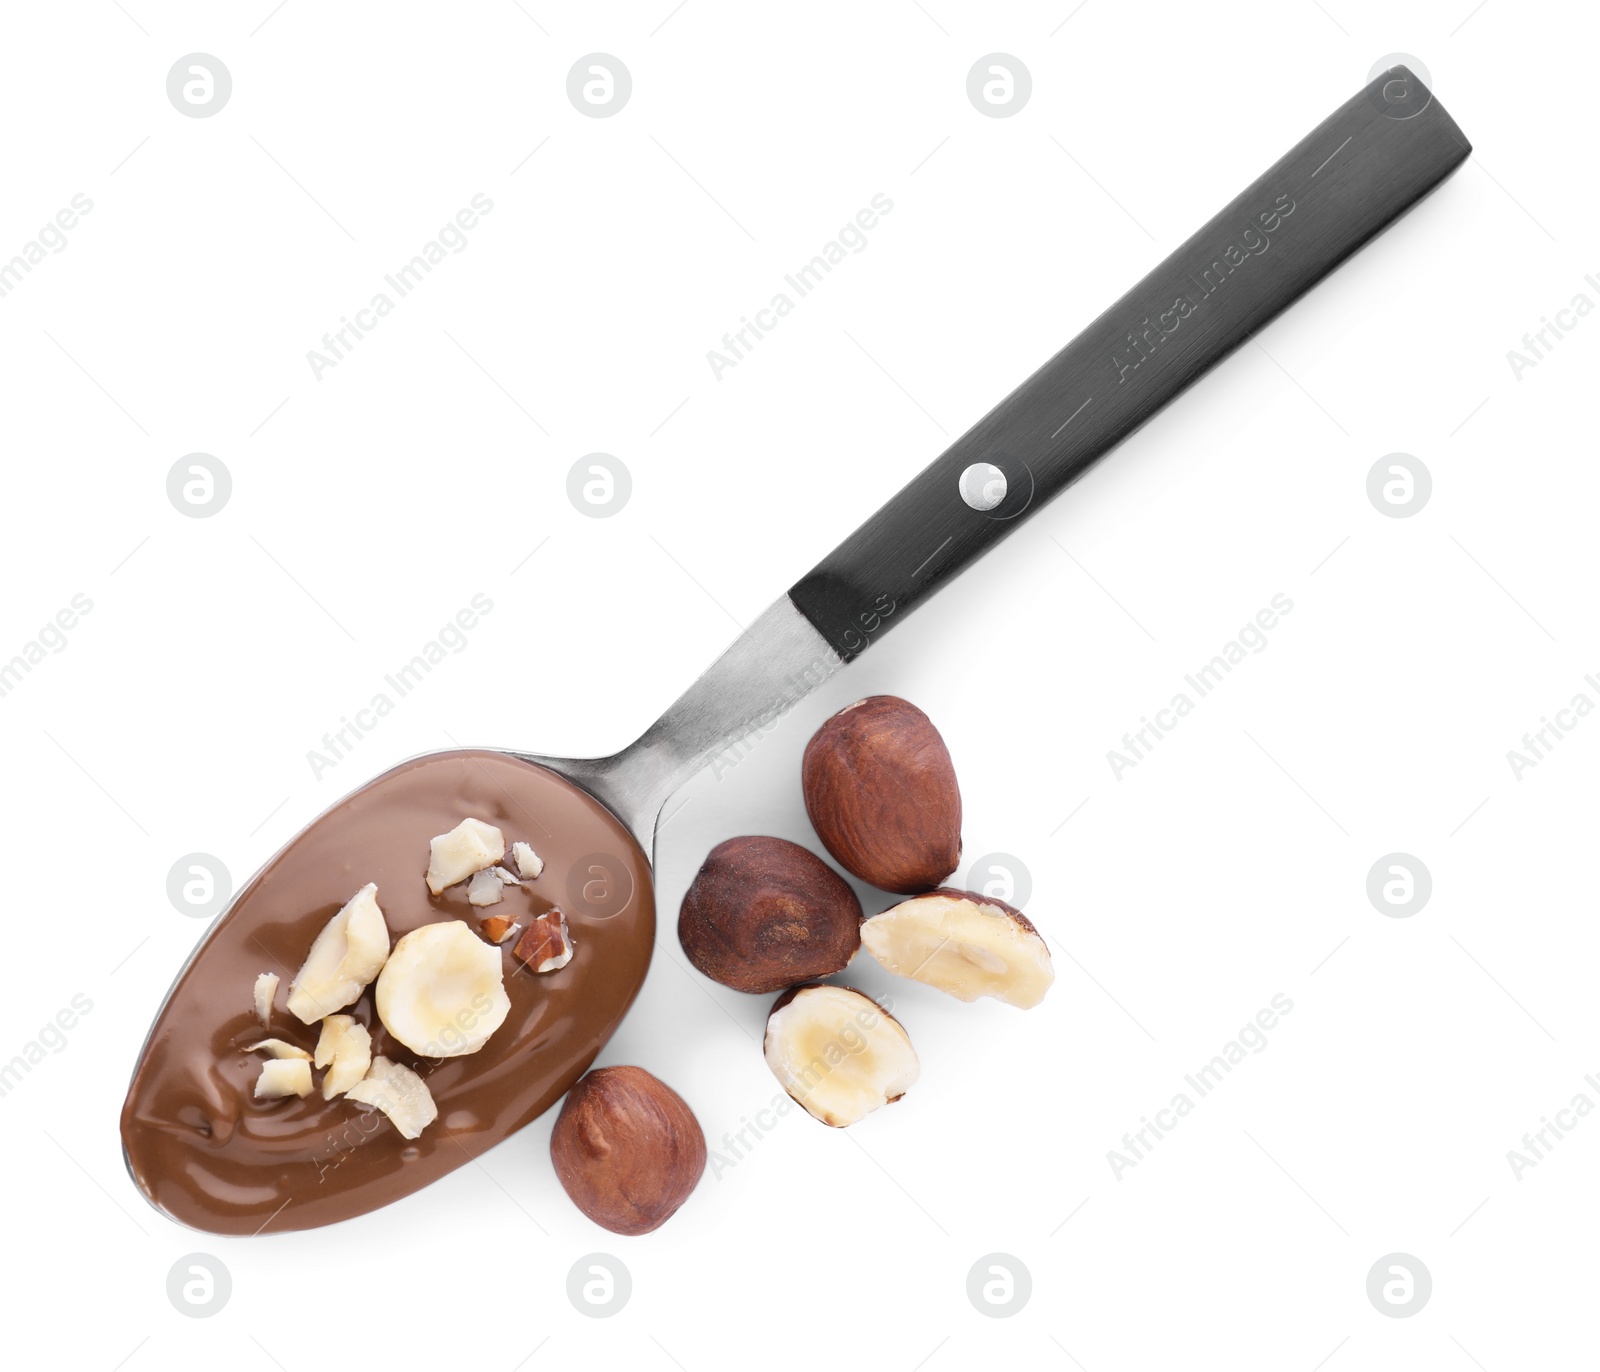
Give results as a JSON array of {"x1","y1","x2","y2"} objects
[{"x1": 1, "y1": 2, "x2": 1593, "y2": 1368}]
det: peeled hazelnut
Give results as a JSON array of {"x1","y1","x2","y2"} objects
[
  {"x1": 549, "y1": 1065, "x2": 706, "y2": 1236},
  {"x1": 802, "y1": 696, "x2": 961, "y2": 894},
  {"x1": 466, "y1": 868, "x2": 506, "y2": 907},
  {"x1": 678, "y1": 836, "x2": 861, "y2": 994},
  {"x1": 764, "y1": 984, "x2": 919, "y2": 1128},
  {"x1": 511, "y1": 841, "x2": 543, "y2": 880},
  {"x1": 346, "y1": 1056, "x2": 436, "y2": 1139},
  {"x1": 861, "y1": 888, "x2": 1054, "y2": 1009},
  {"x1": 246, "y1": 1038, "x2": 311, "y2": 1060},
  {"x1": 252, "y1": 972, "x2": 278, "y2": 1026},
  {"x1": 253, "y1": 1058, "x2": 313, "y2": 1099}
]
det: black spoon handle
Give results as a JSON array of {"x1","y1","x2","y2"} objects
[{"x1": 787, "y1": 68, "x2": 1470, "y2": 660}]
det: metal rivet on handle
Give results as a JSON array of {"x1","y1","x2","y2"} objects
[{"x1": 958, "y1": 462, "x2": 1007, "y2": 511}]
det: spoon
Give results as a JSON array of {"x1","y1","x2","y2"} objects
[{"x1": 122, "y1": 68, "x2": 1470, "y2": 1233}]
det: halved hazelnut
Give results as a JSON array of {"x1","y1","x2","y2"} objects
[
  {"x1": 678, "y1": 836, "x2": 861, "y2": 994},
  {"x1": 860, "y1": 888, "x2": 1054, "y2": 1008},
  {"x1": 802, "y1": 696, "x2": 962, "y2": 894},
  {"x1": 549, "y1": 1065, "x2": 706, "y2": 1235},
  {"x1": 763, "y1": 984, "x2": 919, "y2": 1128},
  {"x1": 376, "y1": 920, "x2": 511, "y2": 1057}
]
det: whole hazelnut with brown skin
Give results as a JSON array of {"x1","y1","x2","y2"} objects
[
  {"x1": 549, "y1": 1066, "x2": 706, "y2": 1236},
  {"x1": 679, "y1": 836, "x2": 862, "y2": 993},
  {"x1": 802, "y1": 695, "x2": 962, "y2": 894}
]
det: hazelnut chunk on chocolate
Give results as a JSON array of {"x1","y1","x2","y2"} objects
[
  {"x1": 425, "y1": 817, "x2": 506, "y2": 895},
  {"x1": 480, "y1": 914, "x2": 519, "y2": 944},
  {"x1": 246, "y1": 1038, "x2": 311, "y2": 1060},
  {"x1": 467, "y1": 868, "x2": 506, "y2": 907},
  {"x1": 253, "y1": 1058, "x2": 313, "y2": 1099},
  {"x1": 252, "y1": 972, "x2": 278, "y2": 1026},
  {"x1": 313, "y1": 1014, "x2": 373, "y2": 1100},
  {"x1": 286, "y1": 883, "x2": 391, "y2": 1025},
  {"x1": 511, "y1": 842, "x2": 544, "y2": 880},
  {"x1": 346, "y1": 1056, "x2": 437, "y2": 1139},
  {"x1": 514, "y1": 908, "x2": 573, "y2": 972}
]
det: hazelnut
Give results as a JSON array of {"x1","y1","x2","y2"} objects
[
  {"x1": 801, "y1": 696, "x2": 962, "y2": 894},
  {"x1": 763, "y1": 984, "x2": 920, "y2": 1128},
  {"x1": 513, "y1": 907, "x2": 574, "y2": 972},
  {"x1": 549, "y1": 1066, "x2": 706, "y2": 1236},
  {"x1": 861, "y1": 888, "x2": 1054, "y2": 1008},
  {"x1": 678, "y1": 836, "x2": 862, "y2": 993},
  {"x1": 479, "y1": 913, "x2": 518, "y2": 944}
]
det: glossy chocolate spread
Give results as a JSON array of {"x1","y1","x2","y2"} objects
[{"x1": 120, "y1": 750, "x2": 654, "y2": 1234}]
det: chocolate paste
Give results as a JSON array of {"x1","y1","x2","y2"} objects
[{"x1": 120, "y1": 750, "x2": 654, "y2": 1234}]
